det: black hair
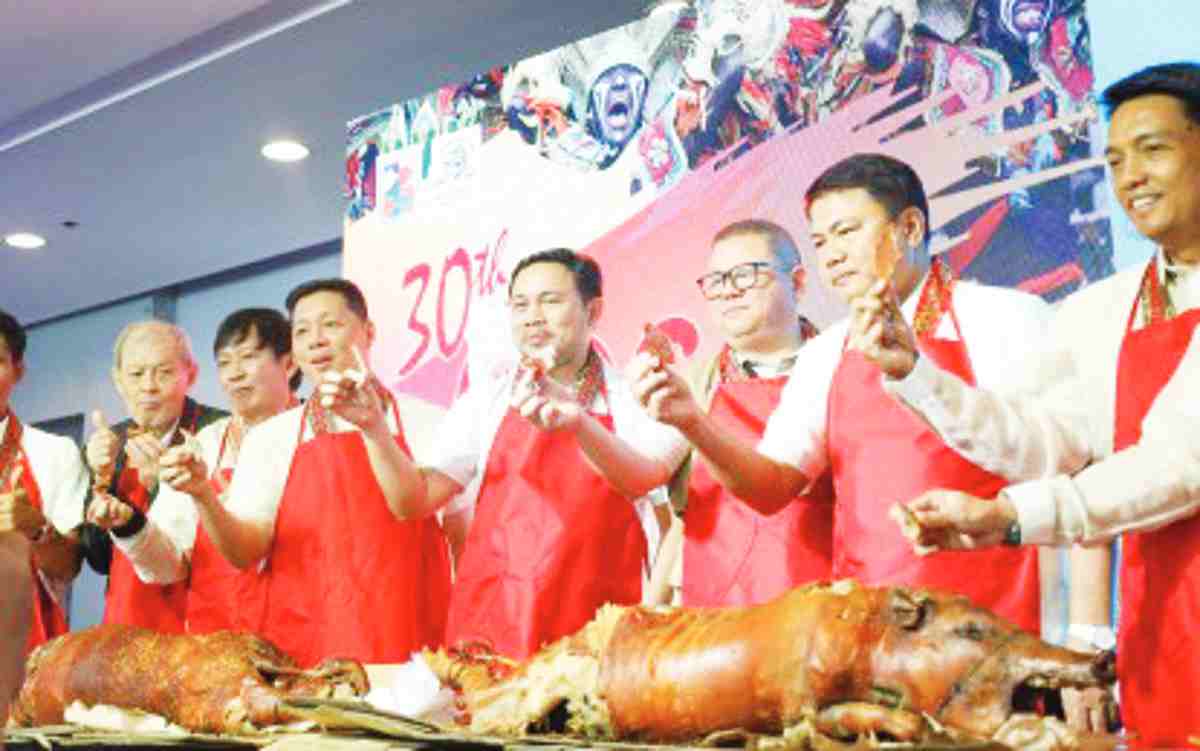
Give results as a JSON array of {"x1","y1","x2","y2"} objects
[
  {"x1": 214, "y1": 308, "x2": 300, "y2": 392},
  {"x1": 1102, "y1": 62, "x2": 1200, "y2": 125},
  {"x1": 0, "y1": 308, "x2": 26, "y2": 365},
  {"x1": 712, "y1": 219, "x2": 803, "y2": 269},
  {"x1": 804, "y1": 152, "x2": 930, "y2": 232},
  {"x1": 508, "y1": 248, "x2": 603, "y2": 304},
  {"x1": 285, "y1": 278, "x2": 369, "y2": 321}
]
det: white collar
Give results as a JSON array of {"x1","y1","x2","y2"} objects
[{"x1": 1157, "y1": 245, "x2": 1199, "y2": 281}]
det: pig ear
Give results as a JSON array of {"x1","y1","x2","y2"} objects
[{"x1": 888, "y1": 590, "x2": 929, "y2": 630}]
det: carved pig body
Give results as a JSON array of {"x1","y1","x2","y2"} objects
[
  {"x1": 429, "y1": 582, "x2": 1115, "y2": 746},
  {"x1": 12, "y1": 625, "x2": 369, "y2": 734}
]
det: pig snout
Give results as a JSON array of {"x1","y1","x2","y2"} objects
[{"x1": 1007, "y1": 634, "x2": 1116, "y2": 688}]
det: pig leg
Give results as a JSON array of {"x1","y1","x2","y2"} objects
[{"x1": 814, "y1": 702, "x2": 925, "y2": 741}]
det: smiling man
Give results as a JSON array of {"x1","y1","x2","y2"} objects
[
  {"x1": 195, "y1": 280, "x2": 453, "y2": 666},
  {"x1": 642, "y1": 220, "x2": 833, "y2": 607},
  {"x1": 631, "y1": 153, "x2": 1052, "y2": 634},
  {"x1": 82, "y1": 320, "x2": 226, "y2": 632},
  {"x1": 105, "y1": 309, "x2": 299, "y2": 635},
  {"x1": 383, "y1": 248, "x2": 688, "y2": 659},
  {"x1": 890, "y1": 63, "x2": 1200, "y2": 744}
]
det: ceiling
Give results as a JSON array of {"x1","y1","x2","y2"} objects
[{"x1": 0, "y1": 0, "x2": 648, "y2": 324}]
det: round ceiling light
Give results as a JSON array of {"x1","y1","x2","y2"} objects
[
  {"x1": 261, "y1": 140, "x2": 310, "y2": 162},
  {"x1": 4, "y1": 232, "x2": 46, "y2": 249}
]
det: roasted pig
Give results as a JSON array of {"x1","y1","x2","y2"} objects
[
  {"x1": 11, "y1": 625, "x2": 368, "y2": 735},
  {"x1": 426, "y1": 582, "x2": 1116, "y2": 748}
]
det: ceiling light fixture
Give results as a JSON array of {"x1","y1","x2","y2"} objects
[
  {"x1": 4, "y1": 232, "x2": 47, "y2": 249},
  {"x1": 261, "y1": 140, "x2": 310, "y2": 162}
]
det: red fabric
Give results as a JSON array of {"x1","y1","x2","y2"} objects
[
  {"x1": 683, "y1": 376, "x2": 833, "y2": 606},
  {"x1": 1113, "y1": 263, "x2": 1200, "y2": 748},
  {"x1": 16, "y1": 451, "x2": 68, "y2": 652},
  {"x1": 102, "y1": 466, "x2": 188, "y2": 633},
  {"x1": 253, "y1": 409, "x2": 452, "y2": 666},
  {"x1": 445, "y1": 409, "x2": 646, "y2": 659},
  {"x1": 184, "y1": 468, "x2": 264, "y2": 635},
  {"x1": 825, "y1": 277, "x2": 1040, "y2": 633}
]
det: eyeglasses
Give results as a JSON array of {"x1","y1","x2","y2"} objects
[{"x1": 695, "y1": 261, "x2": 779, "y2": 300}]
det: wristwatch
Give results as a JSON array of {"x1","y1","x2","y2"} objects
[{"x1": 1002, "y1": 519, "x2": 1022, "y2": 546}]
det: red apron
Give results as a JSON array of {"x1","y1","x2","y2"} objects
[
  {"x1": 826, "y1": 264, "x2": 1040, "y2": 633},
  {"x1": 683, "y1": 366, "x2": 834, "y2": 607},
  {"x1": 254, "y1": 401, "x2": 452, "y2": 666},
  {"x1": 1113, "y1": 260, "x2": 1200, "y2": 748},
  {"x1": 3, "y1": 418, "x2": 70, "y2": 652},
  {"x1": 444, "y1": 407, "x2": 646, "y2": 659},
  {"x1": 185, "y1": 419, "x2": 265, "y2": 634}
]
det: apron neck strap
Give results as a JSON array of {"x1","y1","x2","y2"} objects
[{"x1": 0, "y1": 412, "x2": 25, "y2": 491}]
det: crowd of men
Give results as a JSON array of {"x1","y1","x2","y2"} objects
[{"x1": 2, "y1": 62, "x2": 1199, "y2": 747}]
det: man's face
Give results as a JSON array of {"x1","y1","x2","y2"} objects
[
  {"x1": 808, "y1": 187, "x2": 904, "y2": 304},
  {"x1": 508, "y1": 262, "x2": 595, "y2": 366},
  {"x1": 703, "y1": 233, "x2": 801, "y2": 348},
  {"x1": 0, "y1": 339, "x2": 24, "y2": 416},
  {"x1": 997, "y1": 0, "x2": 1053, "y2": 43},
  {"x1": 589, "y1": 64, "x2": 648, "y2": 149},
  {"x1": 114, "y1": 329, "x2": 193, "y2": 433},
  {"x1": 1106, "y1": 94, "x2": 1200, "y2": 252},
  {"x1": 290, "y1": 291, "x2": 373, "y2": 384},
  {"x1": 215, "y1": 328, "x2": 295, "y2": 423}
]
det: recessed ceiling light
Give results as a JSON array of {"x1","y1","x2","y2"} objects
[
  {"x1": 261, "y1": 140, "x2": 310, "y2": 162},
  {"x1": 4, "y1": 232, "x2": 46, "y2": 249}
]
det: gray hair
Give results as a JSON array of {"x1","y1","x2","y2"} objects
[{"x1": 112, "y1": 321, "x2": 198, "y2": 374}]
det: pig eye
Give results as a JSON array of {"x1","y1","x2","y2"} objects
[{"x1": 954, "y1": 623, "x2": 988, "y2": 641}]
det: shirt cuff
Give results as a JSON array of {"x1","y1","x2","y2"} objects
[
  {"x1": 1002, "y1": 482, "x2": 1059, "y2": 546},
  {"x1": 881, "y1": 352, "x2": 944, "y2": 414},
  {"x1": 111, "y1": 520, "x2": 150, "y2": 553}
]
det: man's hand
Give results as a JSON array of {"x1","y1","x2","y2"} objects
[
  {"x1": 125, "y1": 432, "x2": 164, "y2": 493},
  {"x1": 85, "y1": 492, "x2": 135, "y2": 531},
  {"x1": 626, "y1": 352, "x2": 702, "y2": 430},
  {"x1": 316, "y1": 347, "x2": 388, "y2": 434},
  {"x1": 510, "y1": 367, "x2": 584, "y2": 432},
  {"x1": 847, "y1": 279, "x2": 918, "y2": 380},
  {"x1": 0, "y1": 466, "x2": 44, "y2": 539},
  {"x1": 159, "y1": 443, "x2": 213, "y2": 502},
  {"x1": 85, "y1": 410, "x2": 119, "y2": 484},
  {"x1": 898, "y1": 489, "x2": 1017, "y2": 551}
]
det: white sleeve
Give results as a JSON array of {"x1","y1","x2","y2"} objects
[
  {"x1": 32, "y1": 434, "x2": 89, "y2": 535},
  {"x1": 111, "y1": 511, "x2": 190, "y2": 584},
  {"x1": 883, "y1": 287, "x2": 1097, "y2": 483},
  {"x1": 613, "y1": 391, "x2": 690, "y2": 475},
  {"x1": 1007, "y1": 331, "x2": 1200, "y2": 545},
  {"x1": 426, "y1": 386, "x2": 489, "y2": 489},
  {"x1": 757, "y1": 323, "x2": 844, "y2": 480},
  {"x1": 224, "y1": 410, "x2": 300, "y2": 531}
]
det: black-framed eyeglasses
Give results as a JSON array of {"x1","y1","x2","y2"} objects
[{"x1": 695, "y1": 261, "x2": 779, "y2": 300}]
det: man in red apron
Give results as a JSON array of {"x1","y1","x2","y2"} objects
[
  {"x1": 645, "y1": 220, "x2": 832, "y2": 607},
  {"x1": 896, "y1": 63, "x2": 1200, "y2": 747},
  {"x1": 630, "y1": 154, "x2": 1051, "y2": 635},
  {"x1": 82, "y1": 321, "x2": 226, "y2": 632},
  {"x1": 207, "y1": 279, "x2": 451, "y2": 667},
  {"x1": 384, "y1": 249, "x2": 688, "y2": 659},
  {"x1": 0, "y1": 309, "x2": 89, "y2": 656},
  {"x1": 105, "y1": 309, "x2": 300, "y2": 636}
]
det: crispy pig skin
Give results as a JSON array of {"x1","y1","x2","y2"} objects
[
  {"x1": 435, "y1": 582, "x2": 1116, "y2": 745},
  {"x1": 12, "y1": 625, "x2": 368, "y2": 735}
]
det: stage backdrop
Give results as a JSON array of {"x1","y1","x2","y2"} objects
[{"x1": 343, "y1": 0, "x2": 1108, "y2": 637}]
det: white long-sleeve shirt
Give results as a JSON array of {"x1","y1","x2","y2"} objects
[
  {"x1": 112, "y1": 417, "x2": 232, "y2": 584},
  {"x1": 758, "y1": 275, "x2": 1054, "y2": 479},
  {"x1": 887, "y1": 251, "x2": 1200, "y2": 545}
]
